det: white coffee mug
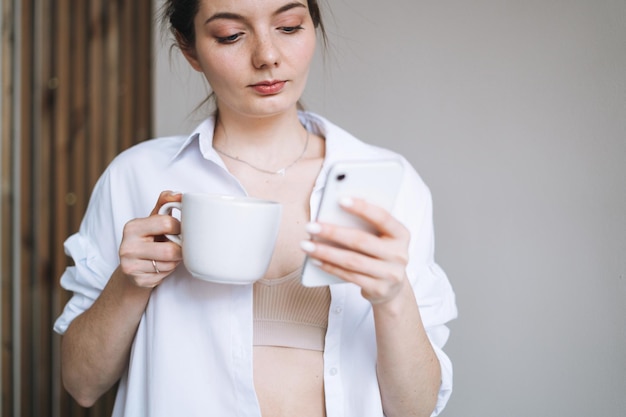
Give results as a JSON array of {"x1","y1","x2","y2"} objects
[{"x1": 158, "y1": 193, "x2": 282, "y2": 284}]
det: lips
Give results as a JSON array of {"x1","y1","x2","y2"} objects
[{"x1": 250, "y1": 80, "x2": 286, "y2": 95}]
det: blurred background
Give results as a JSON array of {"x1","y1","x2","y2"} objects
[{"x1": 2, "y1": 0, "x2": 625, "y2": 416}]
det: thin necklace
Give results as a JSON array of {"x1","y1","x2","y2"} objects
[{"x1": 214, "y1": 129, "x2": 310, "y2": 176}]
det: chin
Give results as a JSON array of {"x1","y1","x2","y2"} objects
[
  {"x1": 218, "y1": 90, "x2": 302, "y2": 119},
  {"x1": 246, "y1": 100, "x2": 300, "y2": 118}
]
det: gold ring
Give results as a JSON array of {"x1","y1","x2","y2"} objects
[{"x1": 151, "y1": 259, "x2": 160, "y2": 274}]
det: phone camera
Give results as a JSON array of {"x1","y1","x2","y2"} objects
[{"x1": 336, "y1": 173, "x2": 346, "y2": 181}]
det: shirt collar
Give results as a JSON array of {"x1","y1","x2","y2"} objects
[
  {"x1": 169, "y1": 111, "x2": 359, "y2": 169},
  {"x1": 297, "y1": 111, "x2": 359, "y2": 165},
  {"x1": 170, "y1": 116, "x2": 225, "y2": 166}
]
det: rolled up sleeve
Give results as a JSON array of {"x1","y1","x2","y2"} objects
[
  {"x1": 396, "y1": 160, "x2": 458, "y2": 415},
  {"x1": 53, "y1": 233, "x2": 115, "y2": 334},
  {"x1": 415, "y1": 262, "x2": 457, "y2": 416},
  {"x1": 53, "y1": 167, "x2": 121, "y2": 334}
]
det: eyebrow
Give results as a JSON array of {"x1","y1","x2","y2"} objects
[{"x1": 204, "y1": 2, "x2": 307, "y2": 25}]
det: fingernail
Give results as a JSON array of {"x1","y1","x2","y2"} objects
[
  {"x1": 171, "y1": 190, "x2": 183, "y2": 195},
  {"x1": 310, "y1": 259, "x2": 324, "y2": 267},
  {"x1": 305, "y1": 222, "x2": 322, "y2": 235},
  {"x1": 339, "y1": 197, "x2": 354, "y2": 207},
  {"x1": 300, "y1": 240, "x2": 316, "y2": 253}
]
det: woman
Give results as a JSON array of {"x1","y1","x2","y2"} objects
[{"x1": 54, "y1": 0, "x2": 457, "y2": 416}]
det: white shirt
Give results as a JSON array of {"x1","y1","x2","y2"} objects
[{"x1": 54, "y1": 112, "x2": 457, "y2": 417}]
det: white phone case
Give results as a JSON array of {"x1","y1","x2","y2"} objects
[{"x1": 301, "y1": 159, "x2": 405, "y2": 287}]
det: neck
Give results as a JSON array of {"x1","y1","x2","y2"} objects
[
  {"x1": 213, "y1": 108, "x2": 307, "y2": 165},
  {"x1": 213, "y1": 109, "x2": 308, "y2": 172}
]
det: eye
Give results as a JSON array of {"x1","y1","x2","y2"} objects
[
  {"x1": 216, "y1": 32, "x2": 243, "y2": 44},
  {"x1": 280, "y1": 25, "x2": 304, "y2": 34}
]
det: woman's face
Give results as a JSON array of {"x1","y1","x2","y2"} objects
[{"x1": 182, "y1": 0, "x2": 317, "y2": 119}]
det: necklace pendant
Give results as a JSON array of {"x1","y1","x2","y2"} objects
[{"x1": 276, "y1": 168, "x2": 286, "y2": 176}]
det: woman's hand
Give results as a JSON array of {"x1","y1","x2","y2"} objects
[
  {"x1": 302, "y1": 197, "x2": 441, "y2": 416},
  {"x1": 119, "y1": 191, "x2": 183, "y2": 288},
  {"x1": 300, "y1": 197, "x2": 411, "y2": 305}
]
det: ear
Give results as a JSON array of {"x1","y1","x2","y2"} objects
[{"x1": 175, "y1": 31, "x2": 203, "y2": 72}]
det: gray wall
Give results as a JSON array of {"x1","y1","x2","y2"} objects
[{"x1": 153, "y1": 1, "x2": 626, "y2": 416}]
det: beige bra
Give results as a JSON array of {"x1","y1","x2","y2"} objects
[{"x1": 253, "y1": 268, "x2": 331, "y2": 351}]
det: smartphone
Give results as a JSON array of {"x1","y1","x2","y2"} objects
[{"x1": 301, "y1": 159, "x2": 405, "y2": 287}]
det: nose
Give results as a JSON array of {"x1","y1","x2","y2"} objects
[{"x1": 251, "y1": 34, "x2": 281, "y2": 69}]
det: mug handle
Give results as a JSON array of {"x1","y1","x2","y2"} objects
[{"x1": 158, "y1": 201, "x2": 183, "y2": 245}]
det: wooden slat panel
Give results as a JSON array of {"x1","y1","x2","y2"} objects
[
  {"x1": 119, "y1": 0, "x2": 134, "y2": 150},
  {"x1": 87, "y1": 0, "x2": 105, "y2": 190},
  {"x1": 54, "y1": 0, "x2": 87, "y2": 411},
  {"x1": 1, "y1": 0, "x2": 16, "y2": 414},
  {"x1": 33, "y1": 0, "x2": 52, "y2": 414},
  {"x1": 68, "y1": 0, "x2": 88, "y2": 227},
  {"x1": 19, "y1": 0, "x2": 35, "y2": 415},
  {"x1": 1, "y1": 0, "x2": 153, "y2": 415},
  {"x1": 104, "y1": 0, "x2": 120, "y2": 162},
  {"x1": 135, "y1": 0, "x2": 153, "y2": 142},
  {"x1": 47, "y1": 0, "x2": 70, "y2": 413}
]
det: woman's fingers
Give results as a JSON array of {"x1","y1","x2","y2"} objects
[
  {"x1": 306, "y1": 198, "x2": 410, "y2": 264},
  {"x1": 301, "y1": 239, "x2": 407, "y2": 304},
  {"x1": 338, "y1": 197, "x2": 410, "y2": 243},
  {"x1": 150, "y1": 190, "x2": 182, "y2": 216},
  {"x1": 118, "y1": 190, "x2": 184, "y2": 287},
  {"x1": 301, "y1": 239, "x2": 403, "y2": 282},
  {"x1": 305, "y1": 221, "x2": 407, "y2": 265},
  {"x1": 119, "y1": 219, "x2": 182, "y2": 285},
  {"x1": 123, "y1": 213, "x2": 181, "y2": 242},
  {"x1": 151, "y1": 190, "x2": 182, "y2": 242},
  {"x1": 120, "y1": 240, "x2": 182, "y2": 284},
  {"x1": 301, "y1": 197, "x2": 411, "y2": 304}
]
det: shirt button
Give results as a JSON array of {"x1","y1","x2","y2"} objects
[
  {"x1": 333, "y1": 306, "x2": 343, "y2": 314},
  {"x1": 329, "y1": 367, "x2": 338, "y2": 376}
]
